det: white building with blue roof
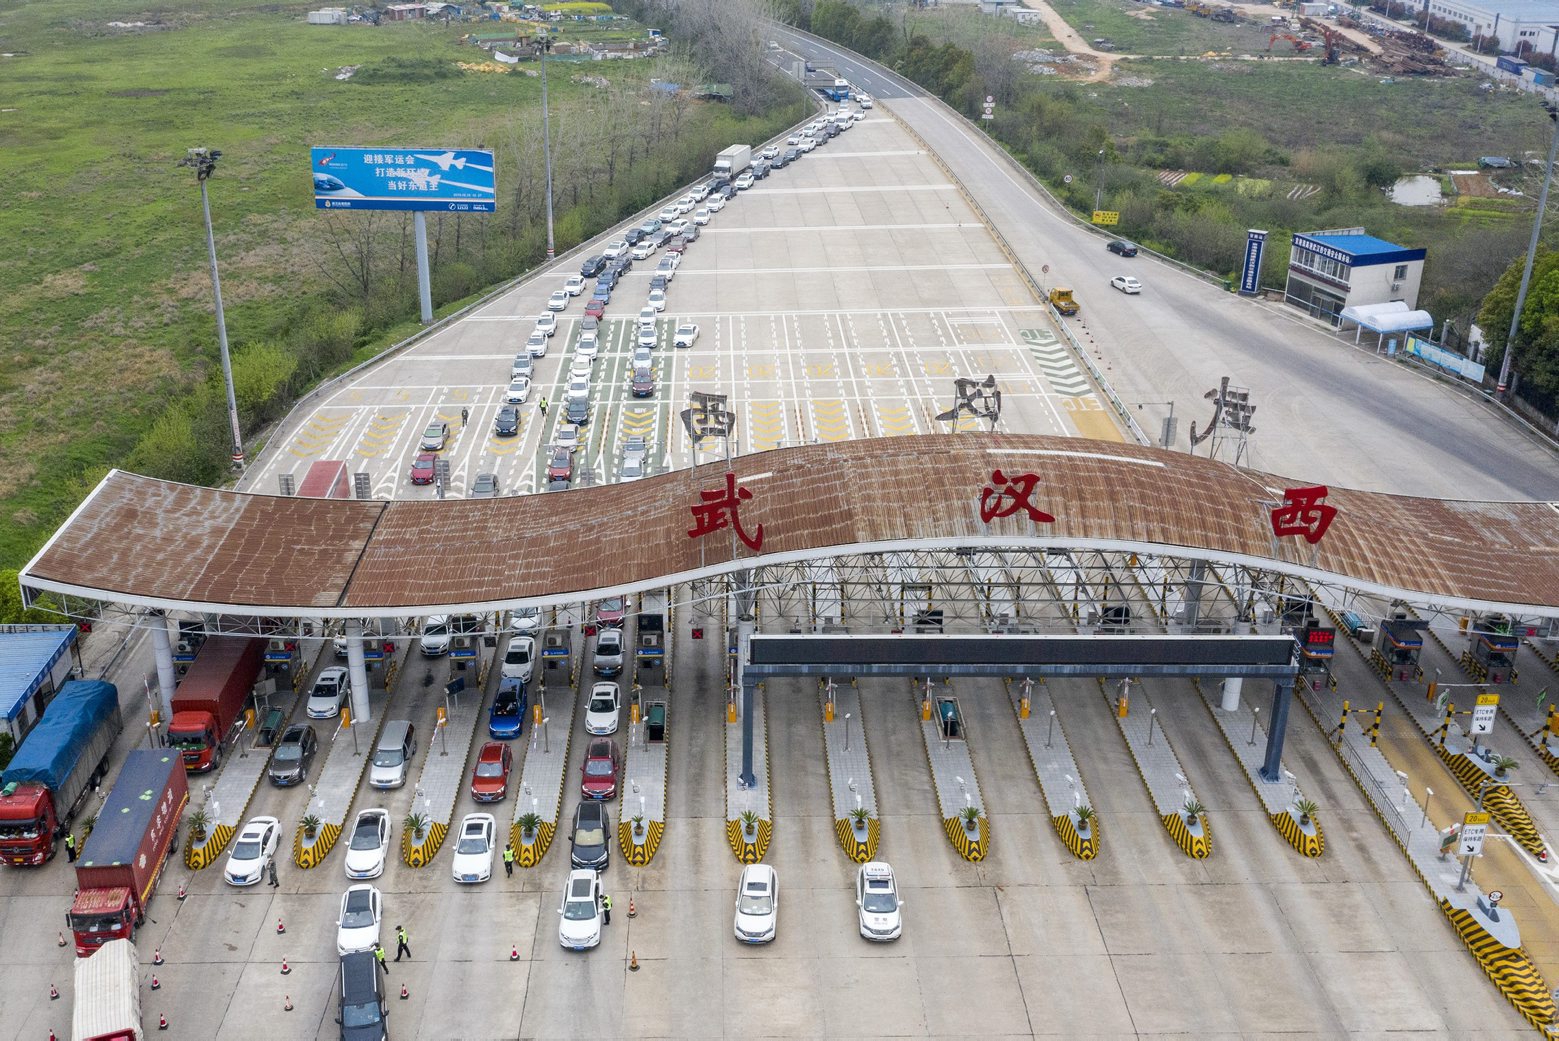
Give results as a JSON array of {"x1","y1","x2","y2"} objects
[
  {"x1": 1422, "y1": 0, "x2": 1559, "y2": 54},
  {"x1": 0, "y1": 625, "x2": 81, "y2": 742},
  {"x1": 1283, "y1": 227, "x2": 1427, "y2": 326}
]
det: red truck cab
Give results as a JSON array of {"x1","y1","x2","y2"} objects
[
  {"x1": 0, "y1": 785, "x2": 54, "y2": 866},
  {"x1": 69, "y1": 886, "x2": 136, "y2": 957},
  {"x1": 167, "y1": 637, "x2": 262, "y2": 772}
]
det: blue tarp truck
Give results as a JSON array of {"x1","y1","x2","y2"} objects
[{"x1": 0, "y1": 681, "x2": 122, "y2": 866}]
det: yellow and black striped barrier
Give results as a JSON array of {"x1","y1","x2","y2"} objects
[
  {"x1": 619, "y1": 820, "x2": 664, "y2": 866},
  {"x1": 511, "y1": 822, "x2": 555, "y2": 868},
  {"x1": 1436, "y1": 748, "x2": 1548, "y2": 859},
  {"x1": 943, "y1": 816, "x2": 988, "y2": 861},
  {"x1": 1162, "y1": 812, "x2": 1212, "y2": 859},
  {"x1": 293, "y1": 821, "x2": 344, "y2": 869},
  {"x1": 1441, "y1": 900, "x2": 1558, "y2": 1032},
  {"x1": 833, "y1": 817, "x2": 879, "y2": 863},
  {"x1": 1052, "y1": 813, "x2": 1098, "y2": 860},
  {"x1": 725, "y1": 818, "x2": 773, "y2": 863},
  {"x1": 184, "y1": 823, "x2": 236, "y2": 870},
  {"x1": 1269, "y1": 810, "x2": 1324, "y2": 857},
  {"x1": 401, "y1": 821, "x2": 449, "y2": 868}
]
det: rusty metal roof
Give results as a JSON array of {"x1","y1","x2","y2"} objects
[{"x1": 21, "y1": 435, "x2": 1559, "y2": 618}]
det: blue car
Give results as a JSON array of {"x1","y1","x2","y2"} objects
[{"x1": 489, "y1": 677, "x2": 529, "y2": 739}]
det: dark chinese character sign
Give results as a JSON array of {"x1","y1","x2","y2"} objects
[
  {"x1": 688, "y1": 471, "x2": 764, "y2": 552},
  {"x1": 979, "y1": 470, "x2": 1055, "y2": 525}
]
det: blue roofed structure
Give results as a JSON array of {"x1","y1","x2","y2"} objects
[
  {"x1": 1284, "y1": 228, "x2": 1427, "y2": 326},
  {"x1": 0, "y1": 625, "x2": 82, "y2": 740}
]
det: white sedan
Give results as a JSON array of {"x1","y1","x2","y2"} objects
[
  {"x1": 647, "y1": 289, "x2": 667, "y2": 312},
  {"x1": 565, "y1": 375, "x2": 591, "y2": 403},
  {"x1": 547, "y1": 290, "x2": 569, "y2": 312},
  {"x1": 503, "y1": 635, "x2": 537, "y2": 683},
  {"x1": 343, "y1": 808, "x2": 391, "y2": 880},
  {"x1": 631, "y1": 240, "x2": 656, "y2": 261},
  {"x1": 706, "y1": 195, "x2": 726, "y2": 213},
  {"x1": 505, "y1": 377, "x2": 531, "y2": 405},
  {"x1": 306, "y1": 666, "x2": 350, "y2": 719},
  {"x1": 1111, "y1": 275, "x2": 1143, "y2": 295},
  {"x1": 692, "y1": 207, "x2": 710, "y2": 226},
  {"x1": 658, "y1": 205, "x2": 680, "y2": 222},
  {"x1": 452, "y1": 813, "x2": 496, "y2": 884},
  {"x1": 570, "y1": 356, "x2": 593, "y2": 379},
  {"x1": 336, "y1": 884, "x2": 382, "y2": 955},
  {"x1": 558, "y1": 869, "x2": 604, "y2": 950},
  {"x1": 733, "y1": 864, "x2": 778, "y2": 943},
  {"x1": 734, "y1": 172, "x2": 755, "y2": 190},
  {"x1": 223, "y1": 816, "x2": 280, "y2": 887},
  {"x1": 535, "y1": 312, "x2": 558, "y2": 336},
  {"x1": 585, "y1": 682, "x2": 621, "y2": 735},
  {"x1": 576, "y1": 331, "x2": 600, "y2": 359},
  {"x1": 674, "y1": 322, "x2": 699, "y2": 348},
  {"x1": 855, "y1": 861, "x2": 903, "y2": 941},
  {"x1": 563, "y1": 275, "x2": 585, "y2": 296}
]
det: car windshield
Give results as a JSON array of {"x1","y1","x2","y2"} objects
[
  {"x1": 475, "y1": 760, "x2": 504, "y2": 778},
  {"x1": 342, "y1": 891, "x2": 374, "y2": 926},
  {"x1": 372, "y1": 748, "x2": 403, "y2": 768},
  {"x1": 457, "y1": 831, "x2": 489, "y2": 855},
  {"x1": 342, "y1": 1001, "x2": 384, "y2": 1030},
  {"x1": 590, "y1": 696, "x2": 615, "y2": 712},
  {"x1": 862, "y1": 887, "x2": 898, "y2": 914},
  {"x1": 509, "y1": 646, "x2": 531, "y2": 662},
  {"x1": 350, "y1": 821, "x2": 381, "y2": 850},
  {"x1": 598, "y1": 638, "x2": 620, "y2": 654},
  {"x1": 232, "y1": 839, "x2": 262, "y2": 860},
  {"x1": 584, "y1": 760, "x2": 614, "y2": 778},
  {"x1": 273, "y1": 744, "x2": 301, "y2": 762},
  {"x1": 563, "y1": 896, "x2": 597, "y2": 921},
  {"x1": 738, "y1": 889, "x2": 773, "y2": 915}
]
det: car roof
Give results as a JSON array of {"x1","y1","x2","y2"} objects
[
  {"x1": 575, "y1": 801, "x2": 606, "y2": 825},
  {"x1": 478, "y1": 741, "x2": 505, "y2": 758},
  {"x1": 740, "y1": 864, "x2": 775, "y2": 889},
  {"x1": 240, "y1": 817, "x2": 276, "y2": 837},
  {"x1": 586, "y1": 737, "x2": 614, "y2": 756},
  {"x1": 567, "y1": 872, "x2": 595, "y2": 897},
  {"x1": 280, "y1": 723, "x2": 310, "y2": 741}
]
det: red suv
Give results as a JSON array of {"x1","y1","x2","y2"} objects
[{"x1": 580, "y1": 738, "x2": 620, "y2": 800}]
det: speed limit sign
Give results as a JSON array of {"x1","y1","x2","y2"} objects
[
  {"x1": 1042, "y1": 264, "x2": 1050, "y2": 274},
  {"x1": 1063, "y1": 174, "x2": 1073, "y2": 184}
]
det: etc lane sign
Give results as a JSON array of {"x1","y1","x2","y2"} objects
[
  {"x1": 1471, "y1": 692, "x2": 1499, "y2": 735},
  {"x1": 311, "y1": 147, "x2": 497, "y2": 212},
  {"x1": 1460, "y1": 811, "x2": 1490, "y2": 856}
]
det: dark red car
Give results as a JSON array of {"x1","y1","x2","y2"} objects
[
  {"x1": 584, "y1": 297, "x2": 606, "y2": 319},
  {"x1": 470, "y1": 741, "x2": 513, "y2": 803},
  {"x1": 546, "y1": 447, "x2": 573, "y2": 481},
  {"x1": 409, "y1": 452, "x2": 437, "y2": 485},
  {"x1": 594, "y1": 596, "x2": 625, "y2": 627},
  {"x1": 580, "y1": 737, "x2": 620, "y2": 800}
]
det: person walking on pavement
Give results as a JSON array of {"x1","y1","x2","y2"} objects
[
  {"x1": 539, "y1": 396, "x2": 548, "y2": 417},
  {"x1": 63, "y1": 831, "x2": 76, "y2": 863},
  {"x1": 395, "y1": 925, "x2": 411, "y2": 961},
  {"x1": 267, "y1": 857, "x2": 279, "y2": 888},
  {"x1": 503, "y1": 842, "x2": 515, "y2": 877},
  {"x1": 601, "y1": 893, "x2": 612, "y2": 926},
  {"x1": 374, "y1": 943, "x2": 389, "y2": 975}
]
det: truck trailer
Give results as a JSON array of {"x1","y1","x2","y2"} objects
[
  {"x1": 69, "y1": 750, "x2": 187, "y2": 956},
  {"x1": 0, "y1": 680, "x2": 122, "y2": 866},
  {"x1": 72, "y1": 937, "x2": 142, "y2": 1041},
  {"x1": 712, "y1": 144, "x2": 751, "y2": 181},
  {"x1": 167, "y1": 636, "x2": 262, "y2": 772}
]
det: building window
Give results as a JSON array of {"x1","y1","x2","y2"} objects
[
  {"x1": 1393, "y1": 264, "x2": 1408, "y2": 280},
  {"x1": 1291, "y1": 245, "x2": 1352, "y2": 285}
]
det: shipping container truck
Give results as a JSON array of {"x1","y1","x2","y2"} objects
[
  {"x1": 72, "y1": 937, "x2": 142, "y2": 1041},
  {"x1": 167, "y1": 637, "x2": 262, "y2": 772},
  {"x1": 0, "y1": 680, "x2": 123, "y2": 866},
  {"x1": 298, "y1": 459, "x2": 350, "y2": 499},
  {"x1": 712, "y1": 145, "x2": 751, "y2": 181},
  {"x1": 69, "y1": 750, "x2": 187, "y2": 956}
]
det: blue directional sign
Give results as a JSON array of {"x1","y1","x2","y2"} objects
[
  {"x1": 1238, "y1": 229, "x2": 1268, "y2": 296},
  {"x1": 310, "y1": 146, "x2": 496, "y2": 212}
]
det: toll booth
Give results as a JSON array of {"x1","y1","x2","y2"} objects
[
  {"x1": 936, "y1": 697, "x2": 964, "y2": 741},
  {"x1": 636, "y1": 615, "x2": 664, "y2": 674},
  {"x1": 1338, "y1": 611, "x2": 1376, "y2": 642},
  {"x1": 541, "y1": 627, "x2": 574, "y2": 677},
  {"x1": 1294, "y1": 621, "x2": 1336, "y2": 689},
  {"x1": 645, "y1": 701, "x2": 667, "y2": 742},
  {"x1": 1372, "y1": 618, "x2": 1423, "y2": 681},
  {"x1": 1464, "y1": 614, "x2": 1519, "y2": 683}
]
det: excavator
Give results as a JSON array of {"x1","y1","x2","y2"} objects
[
  {"x1": 1298, "y1": 16, "x2": 1346, "y2": 64},
  {"x1": 1267, "y1": 32, "x2": 1313, "y2": 54}
]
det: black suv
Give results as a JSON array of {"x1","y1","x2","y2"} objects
[
  {"x1": 565, "y1": 398, "x2": 590, "y2": 426},
  {"x1": 493, "y1": 406, "x2": 520, "y2": 438},
  {"x1": 1107, "y1": 239, "x2": 1139, "y2": 257},
  {"x1": 579, "y1": 254, "x2": 607, "y2": 278},
  {"x1": 268, "y1": 724, "x2": 317, "y2": 787},
  {"x1": 337, "y1": 950, "x2": 388, "y2": 1041},
  {"x1": 570, "y1": 800, "x2": 611, "y2": 870}
]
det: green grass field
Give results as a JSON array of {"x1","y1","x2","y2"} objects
[
  {"x1": 0, "y1": 0, "x2": 795, "y2": 566},
  {"x1": 1048, "y1": 0, "x2": 1268, "y2": 55},
  {"x1": 904, "y1": 6, "x2": 1055, "y2": 50}
]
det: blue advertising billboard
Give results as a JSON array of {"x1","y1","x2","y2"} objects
[
  {"x1": 1238, "y1": 229, "x2": 1267, "y2": 295},
  {"x1": 311, "y1": 147, "x2": 496, "y2": 212}
]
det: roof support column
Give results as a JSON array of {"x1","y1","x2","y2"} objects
[
  {"x1": 345, "y1": 619, "x2": 373, "y2": 727},
  {"x1": 735, "y1": 568, "x2": 757, "y2": 789},
  {"x1": 1259, "y1": 677, "x2": 1294, "y2": 782},
  {"x1": 1182, "y1": 559, "x2": 1206, "y2": 630},
  {"x1": 149, "y1": 612, "x2": 178, "y2": 721},
  {"x1": 1220, "y1": 676, "x2": 1243, "y2": 711}
]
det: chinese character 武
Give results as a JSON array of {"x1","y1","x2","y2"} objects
[
  {"x1": 688, "y1": 471, "x2": 764, "y2": 551},
  {"x1": 978, "y1": 469, "x2": 1054, "y2": 525},
  {"x1": 1269, "y1": 485, "x2": 1337, "y2": 544}
]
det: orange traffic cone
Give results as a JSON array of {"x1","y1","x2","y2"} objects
[
  {"x1": 158, "y1": 1014, "x2": 168, "y2": 1030},
  {"x1": 509, "y1": 944, "x2": 519, "y2": 961},
  {"x1": 629, "y1": 951, "x2": 640, "y2": 972},
  {"x1": 627, "y1": 896, "x2": 637, "y2": 919},
  {"x1": 280, "y1": 958, "x2": 291, "y2": 975},
  {"x1": 152, "y1": 947, "x2": 164, "y2": 965},
  {"x1": 276, "y1": 916, "x2": 285, "y2": 934},
  {"x1": 49, "y1": 983, "x2": 59, "y2": 1001},
  {"x1": 177, "y1": 881, "x2": 186, "y2": 900},
  {"x1": 57, "y1": 932, "x2": 67, "y2": 948},
  {"x1": 284, "y1": 995, "x2": 293, "y2": 1012},
  {"x1": 150, "y1": 976, "x2": 160, "y2": 991},
  {"x1": 400, "y1": 984, "x2": 409, "y2": 1000}
]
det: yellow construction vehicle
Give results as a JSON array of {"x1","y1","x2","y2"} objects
[{"x1": 1049, "y1": 287, "x2": 1079, "y2": 315}]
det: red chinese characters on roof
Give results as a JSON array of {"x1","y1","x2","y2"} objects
[
  {"x1": 979, "y1": 470, "x2": 1055, "y2": 525},
  {"x1": 687, "y1": 471, "x2": 764, "y2": 552},
  {"x1": 1269, "y1": 485, "x2": 1337, "y2": 544}
]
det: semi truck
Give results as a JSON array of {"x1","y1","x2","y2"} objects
[
  {"x1": 0, "y1": 680, "x2": 123, "y2": 866},
  {"x1": 167, "y1": 636, "x2": 263, "y2": 772},
  {"x1": 69, "y1": 749, "x2": 187, "y2": 956},
  {"x1": 72, "y1": 937, "x2": 142, "y2": 1041},
  {"x1": 712, "y1": 144, "x2": 751, "y2": 182},
  {"x1": 298, "y1": 458, "x2": 350, "y2": 499}
]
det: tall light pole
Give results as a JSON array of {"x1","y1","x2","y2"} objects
[
  {"x1": 538, "y1": 32, "x2": 557, "y2": 260},
  {"x1": 177, "y1": 147, "x2": 244, "y2": 469},
  {"x1": 1094, "y1": 147, "x2": 1106, "y2": 215},
  {"x1": 1497, "y1": 101, "x2": 1559, "y2": 398}
]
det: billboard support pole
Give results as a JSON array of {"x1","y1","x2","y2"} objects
[{"x1": 413, "y1": 212, "x2": 434, "y2": 324}]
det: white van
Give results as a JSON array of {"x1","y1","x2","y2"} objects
[{"x1": 369, "y1": 720, "x2": 417, "y2": 789}]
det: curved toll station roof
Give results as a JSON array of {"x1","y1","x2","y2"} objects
[{"x1": 20, "y1": 434, "x2": 1559, "y2": 619}]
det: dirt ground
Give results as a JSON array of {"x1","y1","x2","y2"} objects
[{"x1": 1451, "y1": 171, "x2": 1501, "y2": 197}]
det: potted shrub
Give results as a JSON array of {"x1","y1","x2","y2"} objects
[
  {"x1": 403, "y1": 811, "x2": 428, "y2": 843},
  {"x1": 960, "y1": 805, "x2": 982, "y2": 831},
  {"x1": 848, "y1": 806, "x2": 872, "y2": 826},
  {"x1": 301, "y1": 813, "x2": 322, "y2": 841},
  {"x1": 189, "y1": 807, "x2": 210, "y2": 844},
  {"x1": 1074, "y1": 805, "x2": 1095, "y2": 830},
  {"x1": 518, "y1": 812, "x2": 541, "y2": 842},
  {"x1": 739, "y1": 810, "x2": 759, "y2": 839},
  {"x1": 1491, "y1": 755, "x2": 1519, "y2": 779},
  {"x1": 630, "y1": 814, "x2": 646, "y2": 838},
  {"x1": 82, "y1": 813, "x2": 98, "y2": 839},
  {"x1": 1294, "y1": 798, "x2": 1318, "y2": 826},
  {"x1": 1182, "y1": 799, "x2": 1205, "y2": 826}
]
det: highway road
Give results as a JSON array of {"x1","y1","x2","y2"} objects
[{"x1": 770, "y1": 25, "x2": 1559, "y2": 502}]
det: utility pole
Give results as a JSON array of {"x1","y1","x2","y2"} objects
[
  {"x1": 1497, "y1": 101, "x2": 1559, "y2": 398},
  {"x1": 177, "y1": 147, "x2": 244, "y2": 469},
  {"x1": 538, "y1": 32, "x2": 557, "y2": 260}
]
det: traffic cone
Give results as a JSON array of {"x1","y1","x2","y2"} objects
[
  {"x1": 150, "y1": 975, "x2": 160, "y2": 991},
  {"x1": 509, "y1": 944, "x2": 519, "y2": 961},
  {"x1": 284, "y1": 995, "x2": 293, "y2": 1012},
  {"x1": 49, "y1": 983, "x2": 59, "y2": 1001},
  {"x1": 57, "y1": 932, "x2": 67, "y2": 948},
  {"x1": 158, "y1": 1014, "x2": 168, "y2": 1030},
  {"x1": 629, "y1": 951, "x2": 639, "y2": 972},
  {"x1": 276, "y1": 916, "x2": 285, "y2": 934},
  {"x1": 177, "y1": 881, "x2": 186, "y2": 900},
  {"x1": 49, "y1": 1031, "x2": 57, "y2": 1041},
  {"x1": 280, "y1": 958, "x2": 291, "y2": 975},
  {"x1": 400, "y1": 984, "x2": 409, "y2": 1000},
  {"x1": 152, "y1": 947, "x2": 164, "y2": 966},
  {"x1": 627, "y1": 896, "x2": 637, "y2": 919}
]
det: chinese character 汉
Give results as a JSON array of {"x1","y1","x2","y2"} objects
[
  {"x1": 979, "y1": 469, "x2": 1054, "y2": 525},
  {"x1": 688, "y1": 471, "x2": 764, "y2": 551},
  {"x1": 1269, "y1": 485, "x2": 1337, "y2": 544}
]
